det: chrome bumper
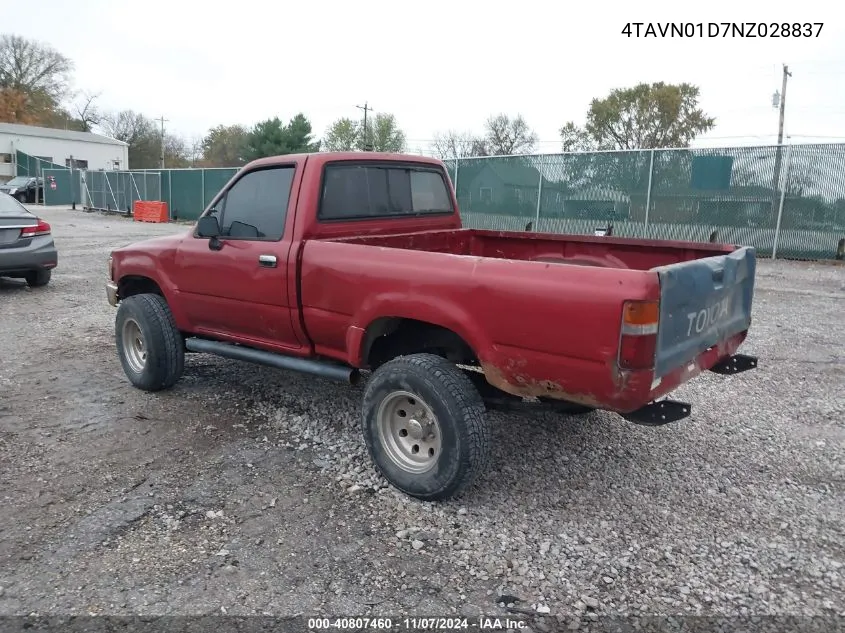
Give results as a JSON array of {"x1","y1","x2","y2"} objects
[{"x1": 106, "y1": 281, "x2": 118, "y2": 307}]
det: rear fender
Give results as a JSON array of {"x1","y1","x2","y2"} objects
[{"x1": 347, "y1": 294, "x2": 492, "y2": 368}]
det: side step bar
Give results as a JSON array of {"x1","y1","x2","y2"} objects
[
  {"x1": 622, "y1": 399, "x2": 692, "y2": 426},
  {"x1": 184, "y1": 337, "x2": 361, "y2": 385},
  {"x1": 709, "y1": 353, "x2": 758, "y2": 375}
]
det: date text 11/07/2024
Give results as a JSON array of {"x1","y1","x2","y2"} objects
[
  {"x1": 621, "y1": 22, "x2": 824, "y2": 37},
  {"x1": 308, "y1": 617, "x2": 529, "y2": 630}
]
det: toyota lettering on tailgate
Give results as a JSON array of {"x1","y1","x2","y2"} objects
[{"x1": 686, "y1": 296, "x2": 731, "y2": 337}]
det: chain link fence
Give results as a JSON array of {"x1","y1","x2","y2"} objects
[
  {"x1": 16, "y1": 145, "x2": 845, "y2": 260},
  {"x1": 83, "y1": 170, "x2": 162, "y2": 213},
  {"x1": 448, "y1": 143, "x2": 845, "y2": 260}
]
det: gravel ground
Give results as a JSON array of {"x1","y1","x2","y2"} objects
[{"x1": 0, "y1": 206, "x2": 843, "y2": 624}]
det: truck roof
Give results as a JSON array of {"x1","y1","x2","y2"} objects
[{"x1": 244, "y1": 151, "x2": 447, "y2": 170}]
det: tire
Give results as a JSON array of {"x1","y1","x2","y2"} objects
[
  {"x1": 24, "y1": 269, "x2": 51, "y2": 287},
  {"x1": 362, "y1": 353, "x2": 491, "y2": 501},
  {"x1": 16, "y1": 193, "x2": 26, "y2": 204},
  {"x1": 115, "y1": 293, "x2": 184, "y2": 391}
]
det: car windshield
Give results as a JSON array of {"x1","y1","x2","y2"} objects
[
  {"x1": 0, "y1": 192, "x2": 32, "y2": 217},
  {"x1": 4, "y1": 177, "x2": 31, "y2": 186}
]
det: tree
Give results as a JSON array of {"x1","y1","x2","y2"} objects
[
  {"x1": 0, "y1": 34, "x2": 74, "y2": 124},
  {"x1": 482, "y1": 114, "x2": 538, "y2": 155},
  {"x1": 364, "y1": 113, "x2": 406, "y2": 153},
  {"x1": 432, "y1": 130, "x2": 488, "y2": 160},
  {"x1": 322, "y1": 113, "x2": 407, "y2": 153},
  {"x1": 72, "y1": 91, "x2": 101, "y2": 132},
  {"x1": 560, "y1": 82, "x2": 716, "y2": 151},
  {"x1": 245, "y1": 113, "x2": 320, "y2": 160},
  {"x1": 201, "y1": 124, "x2": 249, "y2": 166},
  {"x1": 0, "y1": 87, "x2": 41, "y2": 124},
  {"x1": 559, "y1": 122, "x2": 595, "y2": 153},
  {"x1": 99, "y1": 109, "x2": 157, "y2": 167},
  {"x1": 163, "y1": 134, "x2": 190, "y2": 168},
  {"x1": 98, "y1": 109, "x2": 186, "y2": 169},
  {"x1": 322, "y1": 117, "x2": 360, "y2": 152}
]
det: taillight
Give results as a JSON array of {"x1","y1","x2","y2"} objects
[
  {"x1": 618, "y1": 300, "x2": 659, "y2": 371},
  {"x1": 20, "y1": 218, "x2": 51, "y2": 238}
]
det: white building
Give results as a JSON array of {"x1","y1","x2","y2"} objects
[{"x1": 0, "y1": 122, "x2": 129, "y2": 183}]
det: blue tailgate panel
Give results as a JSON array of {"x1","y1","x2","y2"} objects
[{"x1": 653, "y1": 247, "x2": 756, "y2": 379}]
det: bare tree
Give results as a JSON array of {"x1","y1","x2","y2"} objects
[
  {"x1": 432, "y1": 130, "x2": 487, "y2": 160},
  {"x1": 72, "y1": 90, "x2": 101, "y2": 132},
  {"x1": 188, "y1": 134, "x2": 205, "y2": 166},
  {"x1": 483, "y1": 113, "x2": 538, "y2": 155},
  {"x1": 0, "y1": 34, "x2": 74, "y2": 105}
]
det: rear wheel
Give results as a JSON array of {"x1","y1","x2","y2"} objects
[
  {"x1": 24, "y1": 269, "x2": 51, "y2": 287},
  {"x1": 362, "y1": 353, "x2": 491, "y2": 501},
  {"x1": 115, "y1": 293, "x2": 184, "y2": 391}
]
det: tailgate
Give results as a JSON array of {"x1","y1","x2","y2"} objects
[{"x1": 653, "y1": 246, "x2": 756, "y2": 378}]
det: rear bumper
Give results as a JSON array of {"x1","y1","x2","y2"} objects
[
  {"x1": 479, "y1": 331, "x2": 754, "y2": 414},
  {"x1": 0, "y1": 238, "x2": 58, "y2": 275}
]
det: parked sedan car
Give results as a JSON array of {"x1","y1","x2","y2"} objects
[
  {"x1": 0, "y1": 192, "x2": 57, "y2": 287},
  {"x1": 0, "y1": 176, "x2": 44, "y2": 204}
]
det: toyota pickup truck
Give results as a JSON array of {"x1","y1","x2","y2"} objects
[{"x1": 106, "y1": 152, "x2": 758, "y2": 501}]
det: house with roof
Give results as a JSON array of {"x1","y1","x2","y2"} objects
[
  {"x1": 462, "y1": 160, "x2": 546, "y2": 214},
  {"x1": 0, "y1": 121, "x2": 128, "y2": 184}
]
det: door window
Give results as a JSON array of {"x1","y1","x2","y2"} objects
[{"x1": 213, "y1": 166, "x2": 295, "y2": 240}]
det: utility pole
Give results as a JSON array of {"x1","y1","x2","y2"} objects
[
  {"x1": 771, "y1": 64, "x2": 792, "y2": 208},
  {"x1": 356, "y1": 102, "x2": 373, "y2": 151},
  {"x1": 70, "y1": 154, "x2": 76, "y2": 210},
  {"x1": 158, "y1": 115, "x2": 169, "y2": 169}
]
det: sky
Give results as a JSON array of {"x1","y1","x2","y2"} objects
[{"x1": 5, "y1": 0, "x2": 845, "y2": 155}]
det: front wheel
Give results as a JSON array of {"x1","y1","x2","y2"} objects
[
  {"x1": 115, "y1": 293, "x2": 184, "y2": 391},
  {"x1": 16, "y1": 193, "x2": 26, "y2": 203},
  {"x1": 361, "y1": 353, "x2": 491, "y2": 501}
]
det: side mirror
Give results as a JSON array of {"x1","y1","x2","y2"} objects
[{"x1": 196, "y1": 215, "x2": 220, "y2": 238}]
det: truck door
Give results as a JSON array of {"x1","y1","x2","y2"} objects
[{"x1": 173, "y1": 163, "x2": 305, "y2": 352}]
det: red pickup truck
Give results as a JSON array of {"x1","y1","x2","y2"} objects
[{"x1": 106, "y1": 152, "x2": 758, "y2": 501}]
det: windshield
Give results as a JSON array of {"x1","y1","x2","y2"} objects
[
  {"x1": 0, "y1": 192, "x2": 33, "y2": 217},
  {"x1": 4, "y1": 177, "x2": 31, "y2": 187}
]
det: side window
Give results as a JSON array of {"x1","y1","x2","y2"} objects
[
  {"x1": 215, "y1": 166, "x2": 294, "y2": 240},
  {"x1": 319, "y1": 164, "x2": 453, "y2": 221}
]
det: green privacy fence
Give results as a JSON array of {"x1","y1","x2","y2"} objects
[
  {"x1": 17, "y1": 145, "x2": 845, "y2": 259},
  {"x1": 448, "y1": 143, "x2": 845, "y2": 260},
  {"x1": 15, "y1": 150, "x2": 66, "y2": 177},
  {"x1": 142, "y1": 168, "x2": 238, "y2": 221},
  {"x1": 42, "y1": 168, "x2": 82, "y2": 206}
]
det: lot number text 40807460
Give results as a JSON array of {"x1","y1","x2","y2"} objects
[{"x1": 621, "y1": 22, "x2": 824, "y2": 38}]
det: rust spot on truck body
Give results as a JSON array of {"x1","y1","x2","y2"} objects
[{"x1": 480, "y1": 362, "x2": 604, "y2": 409}]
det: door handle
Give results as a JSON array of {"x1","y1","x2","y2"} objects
[{"x1": 258, "y1": 254, "x2": 277, "y2": 268}]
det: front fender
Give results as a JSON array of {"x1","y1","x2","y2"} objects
[{"x1": 114, "y1": 254, "x2": 189, "y2": 331}]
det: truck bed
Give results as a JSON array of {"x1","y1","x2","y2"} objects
[
  {"x1": 300, "y1": 227, "x2": 755, "y2": 414},
  {"x1": 327, "y1": 228, "x2": 738, "y2": 270}
]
